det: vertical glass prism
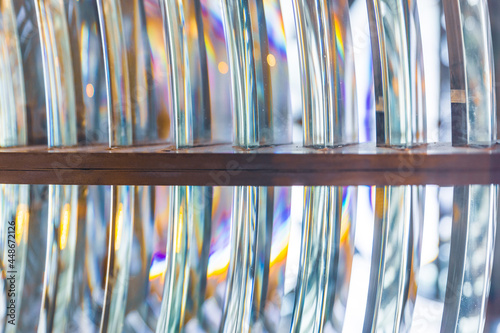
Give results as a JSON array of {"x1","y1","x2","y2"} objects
[
  {"x1": 35, "y1": 0, "x2": 108, "y2": 146},
  {"x1": 0, "y1": 0, "x2": 27, "y2": 147},
  {"x1": 121, "y1": 1, "x2": 157, "y2": 144},
  {"x1": 221, "y1": 0, "x2": 291, "y2": 148},
  {"x1": 293, "y1": 0, "x2": 358, "y2": 147},
  {"x1": 98, "y1": 0, "x2": 165, "y2": 147},
  {"x1": 444, "y1": 0, "x2": 496, "y2": 146},
  {"x1": 367, "y1": 0, "x2": 426, "y2": 147},
  {"x1": 11, "y1": 1, "x2": 48, "y2": 145},
  {"x1": 68, "y1": 0, "x2": 108, "y2": 144},
  {"x1": 97, "y1": 0, "x2": 133, "y2": 147},
  {"x1": 160, "y1": 0, "x2": 209, "y2": 148},
  {"x1": 35, "y1": 0, "x2": 78, "y2": 147},
  {"x1": 444, "y1": 0, "x2": 497, "y2": 146},
  {"x1": 490, "y1": 0, "x2": 500, "y2": 142}
]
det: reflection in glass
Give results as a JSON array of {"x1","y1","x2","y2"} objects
[
  {"x1": 364, "y1": 186, "x2": 424, "y2": 331},
  {"x1": 367, "y1": 0, "x2": 426, "y2": 147},
  {"x1": 100, "y1": 185, "x2": 135, "y2": 332},
  {"x1": 220, "y1": 187, "x2": 292, "y2": 331},
  {"x1": 219, "y1": 186, "x2": 258, "y2": 331},
  {"x1": 199, "y1": 186, "x2": 232, "y2": 331},
  {"x1": 0, "y1": 185, "x2": 29, "y2": 333},
  {"x1": 442, "y1": 185, "x2": 497, "y2": 332},
  {"x1": 38, "y1": 185, "x2": 80, "y2": 331},
  {"x1": 292, "y1": 0, "x2": 358, "y2": 147},
  {"x1": 73, "y1": 185, "x2": 111, "y2": 329},
  {"x1": 290, "y1": 186, "x2": 355, "y2": 331},
  {"x1": 254, "y1": 187, "x2": 292, "y2": 331},
  {"x1": 18, "y1": 185, "x2": 49, "y2": 332},
  {"x1": 157, "y1": 186, "x2": 195, "y2": 331},
  {"x1": 122, "y1": 186, "x2": 156, "y2": 331},
  {"x1": 444, "y1": 0, "x2": 496, "y2": 146},
  {"x1": 0, "y1": 182, "x2": 499, "y2": 331}
]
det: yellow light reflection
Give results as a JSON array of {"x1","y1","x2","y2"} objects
[
  {"x1": 267, "y1": 54, "x2": 276, "y2": 67},
  {"x1": 115, "y1": 203, "x2": 124, "y2": 251},
  {"x1": 86, "y1": 83, "x2": 95, "y2": 98},
  {"x1": 175, "y1": 205, "x2": 184, "y2": 253},
  {"x1": 270, "y1": 243, "x2": 288, "y2": 267},
  {"x1": 59, "y1": 203, "x2": 71, "y2": 250},
  {"x1": 149, "y1": 270, "x2": 163, "y2": 281},
  {"x1": 218, "y1": 61, "x2": 229, "y2": 74},
  {"x1": 375, "y1": 187, "x2": 385, "y2": 218},
  {"x1": 15, "y1": 204, "x2": 29, "y2": 245},
  {"x1": 207, "y1": 261, "x2": 229, "y2": 280},
  {"x1": 189, "y1": 18, "x2": 198, "y2": 38},
  {"x1": 211, "y1": 188, "x2": 221, "y2": 220},
  {"x1": 340, "y1": 221, "x2": 350, "y2": 244},
  {"x1": 334, "y1": 13, "x2": 344, "y2": 55}
]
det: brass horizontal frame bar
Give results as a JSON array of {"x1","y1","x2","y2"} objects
[{"x1": 0, "y1": 143, "x2": 498, "y2": 186}]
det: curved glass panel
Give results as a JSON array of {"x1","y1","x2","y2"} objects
[
  {"x1": 97, "y1": 0, "x2": 162, "y2": 147},
  {"x1": 0, "y1": 0, "x2": 27, "y2": 148},
  {"x1": 11, "y1": 1, "x2": 47, "y2": 145},
  {"x1": 363, "y1": 186, "x2": 424, "y2": 331},
  {"x1": 221, "y1": 0, "x2": 291, "y2": 148},
  {"x1": 38, "y1": 185, "x2": 80, "y2": 331},
  {"x1": 442, "y1": 185, "x2": 497, "y2": 332},
  {"x1": 367, "y1": 0, "x2": 426, "y2": 147},
  {"x1": 0, "y1": 185, "x2": 29, "y2": 333},
  {"x1": 444, "y1": 0, "x2": 496, "y2": 146},
  {"x1": 35, "y1": 0, "x2": 77, "y2": 148},
  {"x1": 100, "y1": 185, "x2": 135, "y2": 332},
  {"x1": 289, "y1": 186, "x2": 355, "y2": 331},
  {"x1": 97, "y1": 0, "x2": 132, "y2": 147},
  {"x1": 73, "y1": 185, "x2": 111, "y2": 330},
  {"x1": 292, "y1": 0, "x2": 358, "y2": 147},
  {"x1": 70, "y1": 0, "x2": 108, "y2": 144}
]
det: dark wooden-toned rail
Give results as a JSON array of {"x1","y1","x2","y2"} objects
[{"x1": 0, "y1": 143, "x2": 499, "y2": 186}]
